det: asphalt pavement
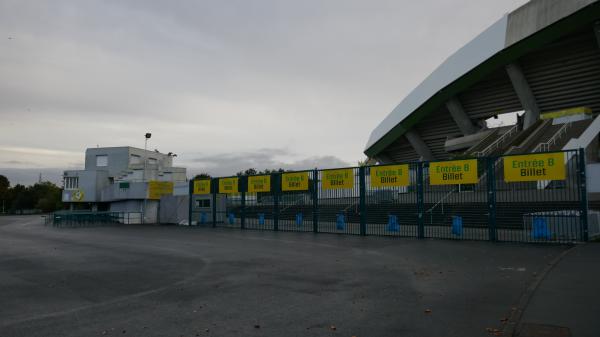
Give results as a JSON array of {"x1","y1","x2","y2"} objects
[{"x1": 0, "y1": 215, "x2": 595, "y2": 337}]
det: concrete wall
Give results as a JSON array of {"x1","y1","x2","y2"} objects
[
  {"x1": 109, "y1": 199, "x2": 158, "y2": 224},
  {"x1": 505, "y1": 0, "x2": 597, "y2": 47},
  {"x1": 159, "y1": 195, "x2": 189, "y2": 224},
  {"x1": 84, "y1": 147, "x2": 176, "y2": 179},
  {"x1": 62, "y1": 170, "x2": 108, "y2": 202},
  {"x1": 100, "y1": 182, "x2": 148, "y2": 202}
]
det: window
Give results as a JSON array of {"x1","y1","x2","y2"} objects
[
  {"x1": 64, "y1": 177, "x2": 79, "y2": 190},
  {"x1": 148, "y1": 158, "x2": 157, "y2": 165},
  {"x1": 96, "y1": 155, "x2": 108, "y2": 167},
  {"x1": 195, "y1": 199, "x2": 211, "y2": 208},
  {"x1": 130, "y1": 154, "x2": 141, "y2": 165}
]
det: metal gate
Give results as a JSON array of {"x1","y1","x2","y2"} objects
[{"x1": 189, "y1": 149, "x2": 587, "y2": 243}]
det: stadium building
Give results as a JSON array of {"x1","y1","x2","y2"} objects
[{"x1": 365, "y1": 0, "x2": 600, "y2": 171}]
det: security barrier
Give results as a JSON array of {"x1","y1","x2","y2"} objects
[{"x1": 189, "y1": 149, "x2": 588, "y2": 243}]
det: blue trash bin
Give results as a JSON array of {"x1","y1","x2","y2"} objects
[
  {"x1": 228, "y1": 213, "x2": 235, "y2": 225},
  {"x1": 199, "y1": 212, "x2": 207, "y2": 225},
  {"x1": 387, "y1": 215, "x2": 400, "y2": 232},
  {"x1": 296, "y1": 213, "x2": 303, "y2": 226},
  {"x1": 532, "y1": 217, "x2": 551, "y2": 239},
  {"x1": 336, "y1": 213, "x2": 345, "y2": 230},
  {"x1": 258, "y1": 213, "x2": 265, "y2": 225},
  {"x1": 452, "y1": 216, "x2": 463, "y2": 236}
]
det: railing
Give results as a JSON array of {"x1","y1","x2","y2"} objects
[
  {"x1": 474, "y1": 124, "x2": 519, "y2": 157},
  {"x1": 425, "y1": 189, "x2": 455, "y2": 224},
  {"x1": 47, "y1": 211, "x2": 143, "y2": 227},
  {"x1": 533, "y1": 121, "x2": 572, "y2": 153}
]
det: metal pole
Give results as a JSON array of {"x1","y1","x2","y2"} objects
[
  {"x1": 359, "y1": 166, "x2": 366, "y2": 236},
  {"x1": 143, "y1": 137, "x2": 148, "y2": 224},
  {"x1": 578, "y1": 148, "x2": 589, "y2": 241}
]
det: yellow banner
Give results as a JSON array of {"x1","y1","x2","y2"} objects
[
  {"x1": 248, "y1": 175, "x2": 271, "y2": 193},
  {"x1": 370, "y1": 164, "x2": 410, "y2": 188},
  {"x1": 281, "y1": 172, "x2": 309, "y2": 191},
  {"x1": 430, "y1": 159, "x2": 478, "y2": 185},
  {"x1": 322, "y1": 168, "x2": 354, "y2": 190},
  {"x1": 503, "y1": 153, "x2": 565, "y2": 182},
  {"x1": 148, "y1": 181, "x2": 174, "y2": 200},
  {"x1": 193, "y1": 180, "x2": 211, "y2": 194},
  {"x1": 219, "y1": 177, "x2": 239, "y2": 194}
]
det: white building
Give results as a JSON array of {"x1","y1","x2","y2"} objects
[{"x1": 62, "y1": 146, "x2": 188, "y2": 222}]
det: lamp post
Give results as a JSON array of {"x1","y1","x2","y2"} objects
[{"x1": 143, "y1": 132, "x2": 151, "y2": 224}]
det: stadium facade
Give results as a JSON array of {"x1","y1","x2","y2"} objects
[{"x1": 365, "y1": 0, "x2": 600, "y2": 169}]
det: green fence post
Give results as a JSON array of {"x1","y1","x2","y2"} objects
[
  {"x1": 188, "y1": 179, "x2": 194, "y2": 226},
  {"x1": 417, "y1": 162, "x2": 424, "y2": 239},
  {"x1": 359, "y1": 166, "x2": 366, "y2": 236},
  {"x1": 241, "y1": 176, "x2": 246, "y2": 230},
  {"x1": 273, "y1": 173, "x2": 279, "y2": 231},
  {"x1": 212, "y1": 178, "x2": 217, "y2": 228},
  {"x1": 578, "y1": 148, "x2": 589, "y2": 241},
  {"x1": 312, "y1": 169, "x2": 319, "y2": 233},
  {"x1": 486, "y1": 157, "x2": 497, "y2": 241}
]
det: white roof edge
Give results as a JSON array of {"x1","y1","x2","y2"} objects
[{"x1": 364, "y1": 15, "x2": 508, "y2": 152}]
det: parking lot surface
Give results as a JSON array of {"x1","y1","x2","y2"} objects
[{"x1": 0, "y1": 216, "x2": 572, "y2": 336}]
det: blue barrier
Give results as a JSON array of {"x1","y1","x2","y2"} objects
[
  {"x1": 387, "y1": 215, "x2": 399, "y2": 232},
  {"x1": 296, "y1": 213, "x2": 303, "y2": 226},
  {"x1": 452, "y1": 216, "x2": 463, "y2": 236},
  {"x1": 532, "y1": 217, "x2": 551, "y2": 239},
  {"x1": 336, "y1": 213, "x2": 345, "y2": 230}
]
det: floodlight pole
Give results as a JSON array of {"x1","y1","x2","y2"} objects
[{"x1": 143, "y1": 133, "x2": 151, "y2": 224}]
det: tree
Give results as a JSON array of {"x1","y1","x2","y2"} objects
[
  {"x1": 194, "y1": 173, "x2": 211, "y2": 180},
  {"x1": 0, "y1": 175, "x2": 9, "y2": 213}
]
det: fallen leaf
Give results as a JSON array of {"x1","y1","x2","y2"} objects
[
  {"x1": 424, "y1": 309, "x2": 432, "y2": 314},
  {"x1": 330, "y1": 325, "x2": 336, "y2": 331}
]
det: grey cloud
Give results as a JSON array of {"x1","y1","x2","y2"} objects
[
  {"x1": 0, "y1": 168, "x2": 64, "y2": 186},
  {"x1": 0, "y1": 0, "x2": 528, "y2": 169},
  {"x1": 187, "y1": 149, "x2": 350, "y2": 177}
]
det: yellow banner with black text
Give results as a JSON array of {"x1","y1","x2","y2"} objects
[
  {"x1": 503, "y1": 153, "x2": 565, "y2": 182},
  {"x1": 429, "y1": 159, "x2": 478, "y2": 185}
]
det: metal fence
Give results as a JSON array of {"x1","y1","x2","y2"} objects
[
  {"x1": 46, "y1": 211, "x2": 143, "y2": 227},
  {"x1": 189, "y1": 149, "x2": 588, "y2": 243}
]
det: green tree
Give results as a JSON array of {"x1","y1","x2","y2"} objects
[
  {"x1": 0, "y1": 175, "x2": 9, "y2": 213},
  {"x1": 194, "y1": 173, "x2": 211, "y2": 180}
]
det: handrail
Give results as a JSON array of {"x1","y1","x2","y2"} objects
[
  {"x1": 474, "y1": 123, "x2": 519, "y2": 157},
  {"x1": 532, "y1": 121, "x2": 572, "y2": 153},
  {"x1": 280, "y1": 198, "x2": 305, "y2": 213},
  {"x1": 425, "y1": 189, "x2": 455, "y2": 214},
  {"x1": 425, "y1": 189, "x2": 455, "y2": 224},
  {"x1": 343, "y1": 201, "x2": 359, "y2": 213}
]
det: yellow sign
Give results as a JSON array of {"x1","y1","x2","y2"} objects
[
  {"x1": 72, "y1": 189, "x2": 85, "y2": 202},
  {"x1": 248, "y1": 175, "x2": 271, "y2": 193},
  {"x1": 503, "y1": 153, "x2": 565, "y2": 182},
  {"x1": 541, "y1": 107, "x2": 591, "y2": 120},
  {"x1": 370, "y1": 164, "x2": 410, "y2": 188},
  {"x1": 322, "y1": 169, "x2": 354, "y2": 190},
  {"x1": 430, "y1": 159, "x2": 478, "y2": 185},
  {"x1": 193, "y1": 180, "x2": 211, "y2": 194},
  {"x1": 281, "y1": 172, "x2": 309, "y2": 191},
  {"x1": 148, "y1": 181, "x2": 174, "y2": 200},
  {"x1": 219, "y1": 177, "x2": 239, "y2": 194}
]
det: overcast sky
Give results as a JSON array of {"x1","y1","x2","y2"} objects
[{"x1": 0, "y1": 0, "x2": 528, "y2": 185}]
